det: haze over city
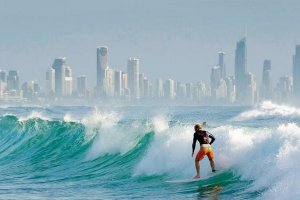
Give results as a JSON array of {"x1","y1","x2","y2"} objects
[
  {"x1": 1, "y1": 0, "x2": 300, "y2": 87},
  {"x1": 1, "y1": 0, "x2": 300, "y2": 105}
]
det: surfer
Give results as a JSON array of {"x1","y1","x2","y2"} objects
[{"x1": 192, "y1": 124, "x2": 216, "y2": 179}]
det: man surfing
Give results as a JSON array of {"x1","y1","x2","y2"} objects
[{"x1": 192, "y1": 124, "x2": 216, "y2": 179}]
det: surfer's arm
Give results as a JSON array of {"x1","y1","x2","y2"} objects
[
  {"x1": 192, "y1": 133, "x2": 197, "y2": 155},
  {"x1": 208, "y1": 132, "x2": 215, "y2": 145}
]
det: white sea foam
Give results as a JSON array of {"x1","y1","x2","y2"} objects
[
  {"x1": 152, "y1": 115, "x2": 169, "y2": 134},
  {"x1": 84, "y1": 110, "x2": 151, "y2": 160},
  {"x1": 235, "y1": 101, "x2": 300, "y2": 121},
  {"x1": 63, "y1": 113, "x2": 80, "y2": 123},
  {"x1": 18, "y1": 111, "x2": 50, "y2": 121}
]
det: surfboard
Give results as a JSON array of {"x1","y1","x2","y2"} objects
[{"x1": 166, "y1": 171, "x2": 221, "y2": 183}]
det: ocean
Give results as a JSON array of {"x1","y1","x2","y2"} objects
[{"x1": 0, "y1": 101, "x2": 299, "y2": 199}]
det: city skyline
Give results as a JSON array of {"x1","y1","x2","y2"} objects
[
  {"x1": 0, "y1": 37, "x2": 299, "y2": 105},
  {"x1": 1, "y1": 0, "x2": 300, "y2": 88}
]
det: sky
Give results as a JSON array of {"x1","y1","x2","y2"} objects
[{"x1": 1, "y1": 0, "x2": 300, "y2": 89}]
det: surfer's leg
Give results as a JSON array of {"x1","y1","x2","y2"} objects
[
  {"x1": 209, "y1": 159, "x2": 216, "y2": 172},
  {"x1": 193, "y1": 160, "x2": 200, "y2": 179},
  {"x1": 207, "y1": 149, "x2": 215, "y2": 172},
  {"x1": 194, "y1": 150, "x2": 204, "y2": 179}
]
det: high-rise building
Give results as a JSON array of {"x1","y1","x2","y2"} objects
[
  {"x1": 245, "y1": 73, "x2": 257, "y2": 104},
  {"x1": 177, "y1": 83, "x2": 187, "y2": 99},
  {"x1": 64, "y1": 66, "x2": 73, "y2": 96},
  {"x1": 77, "y1": 76, "x2": 87, "y2": 97},
  {"x1": 216, "y1": 79, "x2": 227, "y2": 100},
  {"x1": 0, "y1": 70, "x2": 6, "y2": 82},
  {"x1": 261, "y1": 59, "x2": 272, "y2": 100},
  {"x1": 164, "y1": 79, "x2": 175, "y2": 99},
  {"x1": 293, "y1": 45, "x2": 300, "y2": 98},
  {"x1": 225, "y1": 76, "x2": 236, "y2": 103},
  {"x1": 194, "y1": 82, "x2": 207, "y2": 101},
  {"x1": 104, "y1": 68, "x2": 115, "y2": 97},
  {"x1": 143, "y1": 78, "x2": 151, "y2": 98},
  {"x1": 114, "y1": 71, "x2": 123, "y2": 97},
  {"x1": 7, "y1": 70, "x2": 19, "y2": 91},
  {"x1": 127, "y1": 58, "x2": 140, "y2": 99},
  {"x1": 52, "y1": 57, "x2": 67, "y2": 97},
  {"x1": 122, "y1": 72, "x2": 129, "y2": 97},
  {"x1": 186, "y1": 83, "x2": 193, "y2": 100},
  {"x1": 277, "y1": 76, "x2": 292, "y2": 102},
  {"x1": 218, "y1": 52, "x2": 226, "y2": 79},
  {"x1": 156, "y1": 78, "x2": 164, "y2": 98},
  {"x1": 235, "y1": 37, "x2": 247, "y2": 103},
  {"x1": 97, "y1": 46, "x2": 109, "y2": 95},
  {"x1": 139, "y1": 73, "x2": 145, "y2": 98},
  {"x1": 46, "y1": 68, "x2": 55, "y2": 96},
  {"x1": 210, "y1": 65, "x2": 222, "y2": 100},
  {"x1": 0, "y1": 70, "x2": 7, "y2": 96}
]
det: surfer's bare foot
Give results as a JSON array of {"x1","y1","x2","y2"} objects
[{"x1": 193, "y1": 175, "x2": 200, "y2": 179}]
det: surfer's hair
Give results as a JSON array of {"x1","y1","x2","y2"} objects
[{"x1": 194, "y1": 124, "x2": 202, "y2": 131}]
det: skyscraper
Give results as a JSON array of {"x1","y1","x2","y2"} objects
[
  {"x1": 97, "y1": 46, "x2": 108, "y2": 95},
  {"x1": 64, "y1": 66, "x2": 73, "y2": 96},
  {"x1": 210, "y1": 65, "x2": 222, "y2": 100},
  {"x1": 277, "y1": 76, "x2": 292, "y2": 102},
  {"x1": 164, "y1": 79, "x2": 175, "y2": 99},
  {"x1": 52, "y1": 57, "x2": 67, "y2": 97},
  {"x1": 46, "y1": 68, "x2": 55, "y2": 96},
  {"x1": 143, "y1": 78, "x2": 151, "y2": 98},
  {"x1": 104, "y1": 68, "x2": 115, "y2": 97},
  {"x1": 139, "y1": 73, "x2": 145, "y2": 98},
  {"x1": 77, "y1": 76, "x2": 87, "y2": 97},
  {"x1": 7, "y1": 70, "x2": 19, "y2": 91},
  {"x1": 225, "y1": 76, "x2": 236, "y2": 103},
  {"x1": 122, "y1": 72, "x2": 129, "y2": 97},
  {"x1": 261, "y1": 59, "x2": 272, "y2": 100},
  {"x1": 127, "y1": 58, "x2": 140, "y2": 99},
  {"x1": 245, "y1": 73, "x2": 257, "y2": 105},
  {"x1": 235, "y1": 37, "x2": 247, "y2": 103},
  {"x1": 186, "y1": 83, "x2": 193, "y2": 100},
  {"x1": 0, "y1": 70, "x2": 6, "y2": 82},
  {"x1": 114, "y1": 71, "x2": 123, "y2": 97},
  {"x1": 0, "y1": 70, "x2": 7, "y2": 97},
  {"x1": 156, "y1": 78, "x2": 164, "y2": 98},
  {"x1": 293, "y1": 45, "x2": 300, "y2": 98},
  {"x1": 218, "y1": 52, "x2": 226, "y2": 79}
]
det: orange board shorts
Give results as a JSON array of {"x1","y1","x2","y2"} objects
[{"x1": 196, "y1": 145, "x2": 214, "y2": 161}]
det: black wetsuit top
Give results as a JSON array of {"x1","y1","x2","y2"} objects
[{"x1": 192, "y1": 130, "x2": 215, "y2": 154}]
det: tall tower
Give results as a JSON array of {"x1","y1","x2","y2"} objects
[
  {"x1": 293, "y1": 45, "x2": 300, "y2": 99},
  {"x1": 156, "y1": 78, "x2": 164, "y2": 98},
  {"x1": 52, "y1": 57, "x2": 67, "y2": 97},
  {"x1": 7, "y1": 70, "x2": 20, "y2": 91},
  {"x1": 114, "y1": 70, "x2": 123, "y2": 97},
  {"x1": 210, "y1": 65, "x2": 222, "y2": 100},
  {"x1": 46, "y1": 68, "x2": 55, "y2": 96},
  {"x1": 164, "y1": 79, "x2": 175, "y2": 99},
  {"x1": 64, "y1": 66, "x2": 73, "y2": 96},
  {"x1": 0, "y1": 70, "x2": 6, "y2": 83},
  {"x1": 77, "y1": 76, "x2": 87, "y2": 97},
  {"x1": 235, "y1": 37, "x2": 247, "y2": 103},
  {"x1": 97, "y1": 46, "x2": 109, "y2": 95},
  {"x1": 127, "y1": 57, "x2": 140, "y2": 99},
  {"x1": 261, "y1": 59, "x2": 272, "y2": 100},
  {"x1": 218, "y1": 52, "x2": 226, "y2": 79}
]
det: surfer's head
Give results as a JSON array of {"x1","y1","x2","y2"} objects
[{"x1": 194, "y1": 124, "x2": 202, "y2": 131}]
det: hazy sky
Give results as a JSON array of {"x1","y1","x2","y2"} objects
[{"x1": 1, "y1": 0, "x2": 300, "y2": 89}]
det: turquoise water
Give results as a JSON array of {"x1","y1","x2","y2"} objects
[{"x1": 0, "y1": 101, "x2": 299, "y2": 199}]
